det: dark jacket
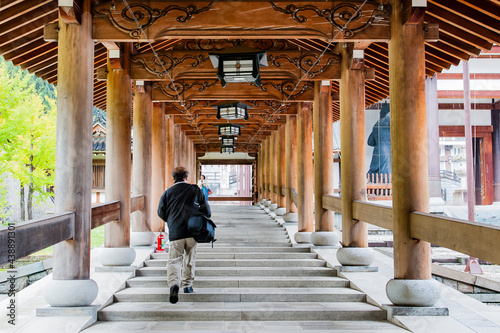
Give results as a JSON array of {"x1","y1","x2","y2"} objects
[{"x1": 157, "y1": 181, "x2": 211, "y2": 241}]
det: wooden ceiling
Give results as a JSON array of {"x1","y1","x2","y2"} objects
[{"x1": 1, "y1": 0, "x2": 499, "y2": 153}]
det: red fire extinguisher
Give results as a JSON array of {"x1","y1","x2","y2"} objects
[{"x1": 156, "y1": 233, "x2": 165, "y2": 253}]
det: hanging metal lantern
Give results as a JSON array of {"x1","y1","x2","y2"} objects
[
  {"x1": 219, "y1": 136, "x2": 237, "y2": 146},
  {"x1": 216, "y1": 123, "x2": 243, "y2": 136},
  {"x1": 220, "y1": 146, "x2": 235, "y2": 154},
  {"x1": 209, "y1": 45, "x2": 268, "y2": 88},
  {"x1": 212, "y1": 101, "x2": 250, "y2": 121}
]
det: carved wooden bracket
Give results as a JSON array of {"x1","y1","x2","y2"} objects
[{"x1": 59, "y1": 0, "x2": 82, "y2": 24}]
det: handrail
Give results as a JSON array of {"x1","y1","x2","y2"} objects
[
  {"x1": 91, "y1": 200, "x2": 120, "y2": 229},
  {"x1": 0, "y1": 212, "x2": 74, "y2": 266},
  {"x1": 320, "y1": 195, "x2": 500, "y2": 265},
  {"x1": 0, "y1": 194, "x2": 146, "y2": 267}
]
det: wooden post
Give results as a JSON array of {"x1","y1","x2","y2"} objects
[
  {"x1": 151, "y1": 103, "x2": 166, "y2": 232},
  {"x1": 104, "y1": 46, "x2": 132, "y2": 248},
  {"x1": 45, "y1": 0, "x2": 98, "y2": 307},
  {"x1": 297, "y1": 102, "x2": 314, "y2": 234},
  {"x1": 131, "y1": 82, "x2": 154, "y2": 246},
  {"x1": 276, "y1": 125, "x2": 286, "y2": 210},
  {"x1": 265, "y1": 136, "x2": 271, "y2": 200},
  {"x1": 165, "y1": 116, "x2": 174, "y2": 188},
  {"x1": 258, "y1": 146, "x2": 263, "y2": 201},
  {"x1": 285, "y1": 115, "x2": 298, "y2": 216},
  {"x1": 339, "y1": 44, "x2": 368, "y2": 248},
  {"x1": 386, "y1": 0, "x2": 438, "y2": 307},
  {"x1": 492, "y1": 109, "x2": 500, "y2": 201},
  {"x1": 313, "y1": 81, "x2": 335, "y2": 232},
  {"x1": 270, "y1": 131, "x2": 277, "y2": 206}
]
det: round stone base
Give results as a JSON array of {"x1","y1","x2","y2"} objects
[
  {"x1": 263, "y1": 200, "x2": 272, "y2": 207},
  {"x1": 43, "y1": 279, "x2": 98, "y2": 307},
  {"x1": 130, "y1": 231, "x2": 155, "y2": 246},
  {"x1": 336, "y1": 247, "x2": 374, "y2": 266},
  {"x1": 259, "y1": 198, "x2": 266, "y2": 204},
  {"x1": 386, "y1": 279, "x2": 441, "y2": 307},
  {"x1": 294, "y1": 231, "x2": 312, "y2": 243},
  {"x1": 98, "y1": 247, "x2": 136, "y2": 266},
  {"x1": 268, "y1": 203, "x2": 277, "y2": 211},
  {"x1": 310, "y1": 231, "x2": 340, "y2": 247},
  {"x1": 282, "y1": 213, "x2": 298, "y2": 222},
  {"x1": 275, "y1": 207, "x2": 286, "y2": 216}
]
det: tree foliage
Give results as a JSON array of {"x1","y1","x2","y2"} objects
[{"x1": 0, "y1": 57, "x2": 57, "y2": 222}]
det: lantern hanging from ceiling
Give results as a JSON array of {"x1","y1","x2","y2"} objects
[
  {"x1": 216, "y1": 123, "x2": 243, "y2": 136},
  {"x1": 220, "y1": 146, "x2": 235, "y2": 154},
  {"x1": 212, "y1": 101, "x2": 250, "y2": 121},
  {"x1": 209, "y1": 45, "x2": 268, "y2": 88},
  {"x1": 220, "y1": 136, "x2": 236, "y2": 146}
]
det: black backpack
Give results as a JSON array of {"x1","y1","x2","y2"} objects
[{"x1": 187, "y1": 187, "x2": 216, "y2": 246}]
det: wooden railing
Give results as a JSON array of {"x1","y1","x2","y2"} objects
[
  {"x1": 321, "y1": 194, "x2": 500, "y2": 266},
  {"x1": 366, "y1": 173, "x2": 392, "y2": 200},
  {"x1": 0, "y1": 194, "x2": 145, "y2": 266}
]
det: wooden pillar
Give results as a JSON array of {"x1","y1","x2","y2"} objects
[
  {"x1": 165, "y1": 116, "x2": 174, "y2": 188},
  {"x1": 104, "y1": 46, "x2": 132, "y2": 249},
  {"x1": 389, "y1": 1, "x2": 431, "y2": 281},
  {"x1": 492, "y1": 109, "x2": 500, "y2": 201},
  {"x1": 265, "y1": 136, "x2": 271, "y2": 200},
  {"x1": 277, "y1": 125, "x2": 286, "y2": 208},
  {"x1": 174, "y1": 126, "x2": 181, "y2": 168},
  {"x1": 339, "y1": 44, "x2": 368, "y2": 248},
  {"x1": 313, "y1": 81, "x2": 335, "y2": 232},
  {"x1": 131, "y1": 82, "x2": 154, "y2": 245},
  {"x1": 46, "y1": 0, "x2": 98, "y2": 307},
  {"x1": 258, "y1": 147, "x2": 263, "y2": 201},
  {"x1": 270, "y1": 131, "x2": 277, "y2": 204},
  {"x1": 285, "y1": 115, "x2": 298, "y2": 214},
  {"x1": 297, "y1": 102, "x2": 314, "y2": 232},
  {"x1": 426, "y1": 76, "x2": 442, "y2": 198},
  {"x1": 151, "y1": 103, "x2": 166, "y2": 232}
]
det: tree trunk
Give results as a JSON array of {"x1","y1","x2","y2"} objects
[
  {"x1": 27, "y1": 152, "x2": 34, "y2": 220},
  {"x1": 20, "y1": 184, "x2": 25, "y2": 221}
]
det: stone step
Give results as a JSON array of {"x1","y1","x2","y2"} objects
[
  {"x1": 197, "y1": 241, "x2": 291, "y2": 247},
  {"x1": 136, "y1": 266, "x2": 337, "y2": 277},
  {"x1": 126, "y1": 276, "x2": 349, "y2": 289},
  {"x1": 214, "y1": 236, "x2": 290, "y2": 241},
  {"x1": 144, "y1": 258, "x2": 326, "y2": 268},
  {"x1": 215, "y1": 230, "x2": 287, "y2": 235},
  {"x1": 114, "y1": 287, "x2": 366, "y2": 303},
  {"x1": 192, "y1": 246, "x2": 311, "y2": 253},
  {"x1": 98, "y1": 302, "x2": 386, "y2": 321},
  {"x1": 150, "y1": 252, "x2": 318, "y2": 260},
  {"x1": 83, "y1": 320, "x2": 407, "y2": 332}
]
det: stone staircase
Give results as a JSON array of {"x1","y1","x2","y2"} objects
[{"x1": 84, "y1": 205, "x2": 406, "y2": 332}]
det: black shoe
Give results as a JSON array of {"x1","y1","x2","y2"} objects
[
  {"x1": 169, "y1": 285, "x2": 179, "y2": 304},
  {"x1": 183, "y1": 286, "x2": 194, "y2": 294}
]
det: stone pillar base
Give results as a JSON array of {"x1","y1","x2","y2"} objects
[
  {"x1": 269, "y1": 203, "x2": 278, "y2": 211},
  {"x1": 259, "y1": 198, "x2": 266, "y2": 204},
  {"x1": 130, "y1": 231, "x2": 155, "y2": 246},
  {"x1": 282, "y1": 212, "x2": 298, "y2": 222},
  {"x1": 294, "y1": 231, "x2": 312, "y2": 243},
  {"x1": 43, "y1": 279, "x2": 98, "y2": 307},
  {"x1": 386, "y1": 279, "x2": 441, "y2": 307},
  {"x1": 98, "y1": 247, "x2": 136, "y2": 266},
  {"x1": 263, "y1": 200, "x2": 272, "y2": 207},
  {"x1": 311, "y1": 231, "x2": 340, "y2": 247},
  {"x1": 336, "y1": 247, "x2": 374, "y2": 266},
  {"x1": 275, "y1": 207, "x2": 286, "y2": 215}
]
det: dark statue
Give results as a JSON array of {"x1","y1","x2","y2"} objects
[{"x1": 367, "y1": 103, "x2": 391, "y2": 177}]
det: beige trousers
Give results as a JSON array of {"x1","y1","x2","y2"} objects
[{"x1": 167, "y1": 237, "x2": 197, "y2": 288}]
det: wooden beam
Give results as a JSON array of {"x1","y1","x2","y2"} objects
[
  {"x1": 91, "y1": 201, "x2": 121, "y2": 229},
  {"x1": 322, "y1": 195, "x2": 342, "y2": 214},
  {"x1": 92, "y1": 1, "x2": 391, "y2": 43},
  {"x1": 0, "y1": 212, "x2": 74, "y2": 266},
  {"x1": 130, "y1": 194, "x2": 145, "y2": 212},
  {"x1": 352, "y1": 201, "x2": 393, "y2": 230},
  {"x1": 410, "y1": 212, "x2": 500, "y2": 265}
]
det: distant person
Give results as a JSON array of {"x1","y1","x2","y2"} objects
[
  {"x1": 158, "y1": 166, "x2": 211, "y2": 304},
  {"x1": 197, "y1": 174, "x2": 210, "y2": 200},
  {"x1": 367, "y1": 103, "x2": 391, "y2": 178}
]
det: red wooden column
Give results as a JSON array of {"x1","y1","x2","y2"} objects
[
  {"x1": 44, "y1": 0, "x2": 98, "y2": 307},
  {"x1": 131, "y1": 82, "x2": 155, "y2": 246},
  {"x1": 492, "y1": 109, "x2": 500, "y2": 201},
  {"x1": 151, "y1": 103, "x2": 166, "y2": 232},
  {"x1": 311, "y1": 81, "x2": 338, "y2": 246},
  {"x1": 337, "y1": 43, "x2": 373, "y2": 266},
  {"x1": 386, "y1": 0, "x2": 440, "y2": 306},
  {"x1": 275, "y1": 125, "x2": 286, "y2": 215},
  {"x1": 284, "y1": 115, "x2": 298, "y2": 222},
  {"x1": 269, "y1": 131, "x2": 278, "y2": 210},
  {"x1": 265, "y1": 136, "x2": 272, "y2": 204},
  {"x1": 295, "y1": 102, "x2": 314, "y2": 243},
  {"x1": 98, "y1": 45, "x2": 136, "y2": 267}
]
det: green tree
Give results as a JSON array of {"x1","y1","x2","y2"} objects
[{"x1": 0, "y1": 58, "x2": 56, "y2": 222}]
